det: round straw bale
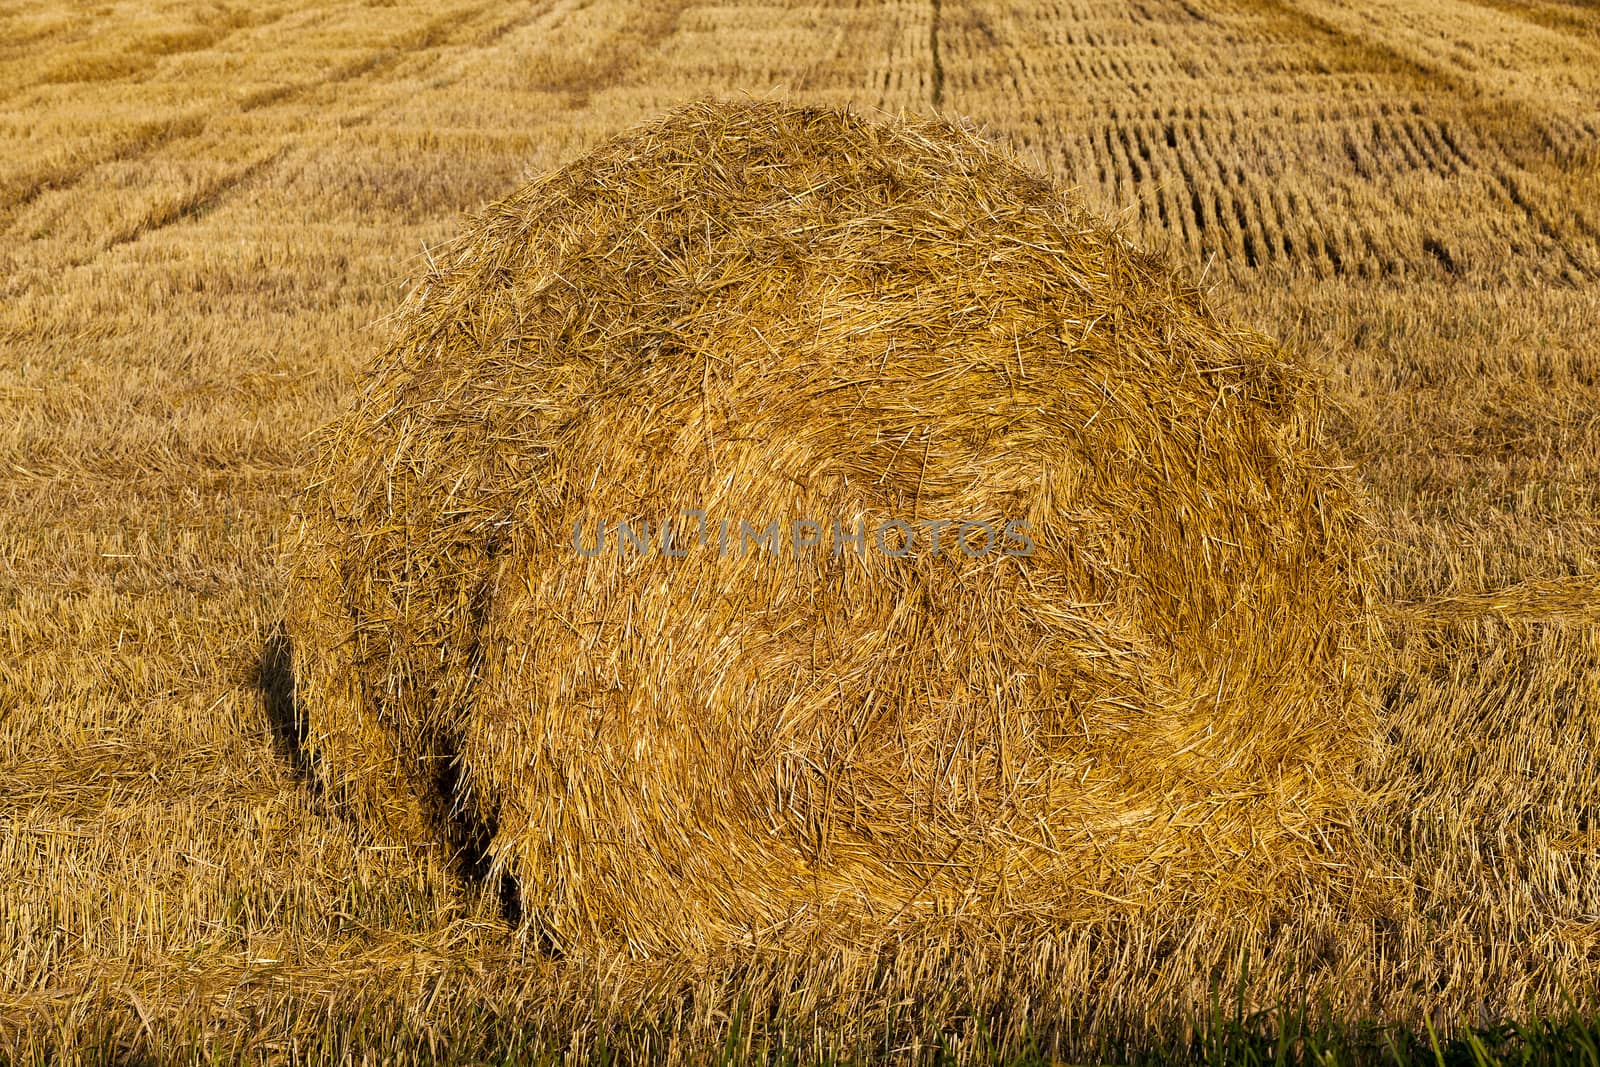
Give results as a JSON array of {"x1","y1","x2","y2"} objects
[{"x1": 284, "y1": 99, "x2": 1375, "y2": 956}]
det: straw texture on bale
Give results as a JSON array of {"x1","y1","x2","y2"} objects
[{"x1": 284, "y1": 100, "x2": 1375, "y2": 956}]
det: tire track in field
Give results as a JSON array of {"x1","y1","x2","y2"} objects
[
  {"x1": 3, "y1": 0, "x2": 570, "y2": 268},
  {"x1": 531, "y1": 2, "x2": 689, "y2": 111},
  {"x1": 70, "y1": 0, "x2": 582, "y2": 268},
  {"x1": 1, "y1": 114, "x2": 206, "y2": 218},
  {"x1": 0, "y1": 7, "x2": 299, "y2": 107},
  {"x1": 1459, "y1": 0, "x2": 1600, "y2": 44},
  {"x1": 0, "y1": 1, "x2": 535, "y2": 229},
  {"x1": 232, "y1": 4, "x2": 499, "y2": 110},
  {"x1": 92, "y1": 150, "x2": 288, "y2": 263},
  {"x1": 0, "y1": 8, "x2": 337, "y2": 205}
]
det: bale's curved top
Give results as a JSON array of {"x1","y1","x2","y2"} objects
[{"x1": 286, "y1": 100, "x2": 1374, "y2": 956}]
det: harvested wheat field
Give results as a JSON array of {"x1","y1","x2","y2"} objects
[{"x1": 2, "y1": 0, "x2": 1598, "y2": 1063}]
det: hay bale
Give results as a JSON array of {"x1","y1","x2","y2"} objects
[{"x1": 284, "y1": 100, "x2": 1375, "y2": 956}]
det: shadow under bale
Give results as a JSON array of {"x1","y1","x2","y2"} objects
[
  {"x1": 255, "y1": 624, "x2": 523, "y2": 925},
  {"x1": 256, "y1": 624, "x2": 310, "y2": 785},
  {"x1": 282, "y1": 99, "x2": 1378, "y2": 957}
]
